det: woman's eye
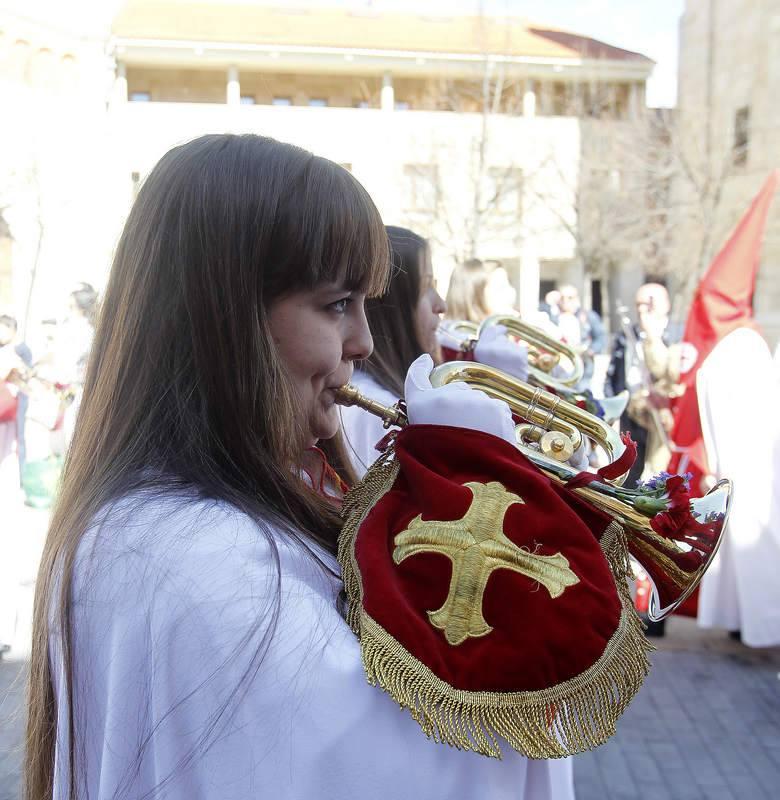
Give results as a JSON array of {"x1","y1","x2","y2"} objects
[{"x1": 329, "y1": 297, "x2": 350, "y2": 314}]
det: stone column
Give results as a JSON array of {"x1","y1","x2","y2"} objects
[
  {"x1": 227, "y1": 65, "x2": 240, "y2": 106},
  {"x1": 519, "y1": 241, "x2": 541, "y2": 318},
  {"x1": 114, "y1": 61, "x2": 127, "y2": 104},
  {"x1": 381, "y1": 72, "x2": 394, "y2": 111},
  {"x1": 523, "y1": 78, "x2": 537, "y2": 117},
  {"x1": 629, "y1": 82, "x2": 641, "y2": 119}
]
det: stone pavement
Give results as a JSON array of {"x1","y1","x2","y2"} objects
[
  {"x1": 3, "y1": 617, "x2": 779, "y2": 800},
  {"x1": 574, "y1": 620, "x2": 780, "y2": 800}
]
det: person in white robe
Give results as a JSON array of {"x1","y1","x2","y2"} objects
[
  {"x1": 697, "y1": 326, "x2": 780, "y2": 646},
  {"x1": 52, "y1": 455, "x2": 571, "y2": 800},
  {"x1": 28, "y1": 138, "x2": 576, "y2": 800},
  {"x1": 340, "y1": 226, "x2": 535, "y2": 478},
  {"x1": 339, "y1": 228, "x2": 583, "y2": 796}
]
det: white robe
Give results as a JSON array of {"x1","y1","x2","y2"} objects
[
  {"x1": 51, "y1": 491, "x2": 574, "y2": 799},
  {"x1": 696, "y1": 327, "x2": 780, "y2": 646}
]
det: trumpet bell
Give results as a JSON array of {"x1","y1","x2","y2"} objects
[
  {"x1": 429, "y1": 360, "x2": 629, "y2": 483},
  {"x1": 532, "y1": 474, "x2": 733, "y2": 623},
  {"x1": 479, "y1": 314, "x2": 584, "y2": 389},
  {"x1": 641, "y1": 479, "x2": 733, "y2": 621}
]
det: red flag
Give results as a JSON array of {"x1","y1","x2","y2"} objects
[{"x1": 669, "y1": 170, "x2": 779, "y2": 493}]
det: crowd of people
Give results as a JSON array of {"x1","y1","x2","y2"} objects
[
  {"x1": 0, "y1": 283, "x2": 97, "y2": 506},
  {"x1": 1, "y1": 135, "x2": 775, "y2": 800}
]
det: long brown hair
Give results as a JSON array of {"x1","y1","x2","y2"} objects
[
  {"x1": 25, "y1": 134, "x2": 388, "y2": 800},
  {"x1": 445, "y1": 258, "x2": 492, "y2": 322},
  {"x1": 362, "y1": 226, "x2": 430, "y2": 397}
]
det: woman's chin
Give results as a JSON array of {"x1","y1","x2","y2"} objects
[{"x1": 310, "y1": 412, "x2": 340, "y2": 444}]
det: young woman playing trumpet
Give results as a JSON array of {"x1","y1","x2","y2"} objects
[{"x1": 25, "y1": 136, "x2": 574, "y2": 800}]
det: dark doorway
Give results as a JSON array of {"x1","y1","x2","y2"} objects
[
  {"x1": 590, "y1": 279, "x2": 603, "y2": 316},
  {"x1": 539, "y1": 279, "x2": 556, "y2": 306}
]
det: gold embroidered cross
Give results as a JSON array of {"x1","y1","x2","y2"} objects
[{"x1": 393, "y1": 481, "x2": 579, "y2": 646}]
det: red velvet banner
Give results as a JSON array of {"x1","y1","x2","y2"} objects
[{"x1": 353, "y1": 424, "x2": 624, "y2": 693}]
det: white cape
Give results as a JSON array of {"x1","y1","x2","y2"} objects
[
  {"x1": 51, "y1": 493, "x2": 574, "y2": 799},
  {"x1": 696, "y1": 327, "x2": 780, "y2": 646}
]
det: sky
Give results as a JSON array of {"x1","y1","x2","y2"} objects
[
  {"x1": 1, "y1": 0, "x2": 687, "y2": 106},
  {"x1": 493, "y1": 0, "x2": 687, "y2": 107}
]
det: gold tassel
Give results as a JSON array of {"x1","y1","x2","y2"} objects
[{"x1": 339, "y1": 454, "x2": 653, "y2": 760}]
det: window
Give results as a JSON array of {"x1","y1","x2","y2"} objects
[
  {"x1": 402, "y1": 165, "x2": 438, "y2": 213},
  {"x1": 240, "y1": 95, "x2": 256, "y2": 105},
  {"x1": 308, "y1": 98, "x2": 328, "y2": 107},
  {"x1": 733, "y1": 106, "x2": 750, "y2": 166},
  {"x1": 394, "y1": 100, "x2": 410, "y2": 111},
  {"x1": 354, "y1": 99, "x2": 370, "y2": 109},
  {"x1": 129, "y1": 91, "x2": 151, "y2": 102},
  {"x1": 272, "y1": 96, "x2": 292, "y2": 106}
]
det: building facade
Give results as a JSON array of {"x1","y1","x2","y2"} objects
[
  {"x1": 1, "y1": 2, "x2": 654, "y2": 329},
  {"x1": 676, "y1": 0, "x2": 780, "y2": 346}
]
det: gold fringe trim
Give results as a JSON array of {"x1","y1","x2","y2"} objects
[{"x1": 339, "y1": 454, "x2": 653, "y2": 759}]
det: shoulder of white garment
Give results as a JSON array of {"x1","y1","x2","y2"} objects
[
  {"x1": 55, "y1": 492, "x2": 571, "y2": 799},
  {"x1": 69, "y1": 490, "x2": 341, "y2": 629}
]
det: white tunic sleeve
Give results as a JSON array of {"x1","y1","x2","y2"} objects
[{"x1": 52, "y1": 494, "x2": 573, "y2": 800}]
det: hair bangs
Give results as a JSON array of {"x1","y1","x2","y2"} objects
[{"x1": 297, "y1": 158, "x2": 390, "y2": 297}]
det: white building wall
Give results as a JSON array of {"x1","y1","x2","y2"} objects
[
  {"x1": 4, "y1": 92, "x2": 579, "y2": 330},
  {"x1": 116, "y1": 101, "x2": 579, "y2": 312}
]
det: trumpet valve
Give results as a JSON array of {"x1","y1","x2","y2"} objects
[
  {"x1": 530, "y1": 352, "x2": 560, "y2": 373},
  {"x1": 540, "y1": 431, "x2": 575, "y2": 461},
  {"x1": 516, "y1": 424, "x2": 574, "y2": 463}
]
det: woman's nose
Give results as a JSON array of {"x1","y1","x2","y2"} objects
[{"x1": 346, "y1": 306, "x2": 373, "y2": 362}]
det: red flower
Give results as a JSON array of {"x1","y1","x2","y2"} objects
[
  {"x1": 663, "y1": 475, "x2": 690, "y2": 512},
  {"x1": 650, "y1": 502, "x2": 718, "y2": 556}
]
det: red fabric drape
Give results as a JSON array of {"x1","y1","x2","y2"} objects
[
  {"x1": 669, "y1": 170, "x2": 779, "y2": 495},
  {"x1": 355, "y1": 424, "x2": 622, "y2": 692}
]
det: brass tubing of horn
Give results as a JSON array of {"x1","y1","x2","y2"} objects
[
  {"x1": 450, "y1": 315, "x2": 624, "y2": 423},
  {"x1": 479, "y1": 313, "x2": 584, "y2": 389},
  {"x1": 334, "y1": 384, "x2": 408, "y2": 428},
  {"x1": 333, "y1": 384, "x2": 732, "y2": 623},
  {"x1": 336, "y1": 361, "x2": 627, "y2": 481},
  {"x1": 447, "y1": 320, "x2": 479, "y2": 338},
  {"x1": 429, "y1": 361, "x2": 582, "y2": 454},
  {"x1": 430, "y1": 361, "x2": 629, "y2": 483}
]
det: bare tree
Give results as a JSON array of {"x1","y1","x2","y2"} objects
[
  {"x1": 524, "y1": 102, "x2": 738, "y2": 321},
  {"x1": 399, "y1": 65, "x2": 529, "y2": 266}
]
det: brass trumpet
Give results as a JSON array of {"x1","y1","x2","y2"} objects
[
  {"x1": 335, "y1": 362, "x2": 732, "y2": 622},
  {"x1": 441, "y1": 315, "x2": 629, "y2": 424}
]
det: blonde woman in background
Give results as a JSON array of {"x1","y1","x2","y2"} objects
[{"x1": 444, "y1": 258, "x2": 517, "y2": 323}]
